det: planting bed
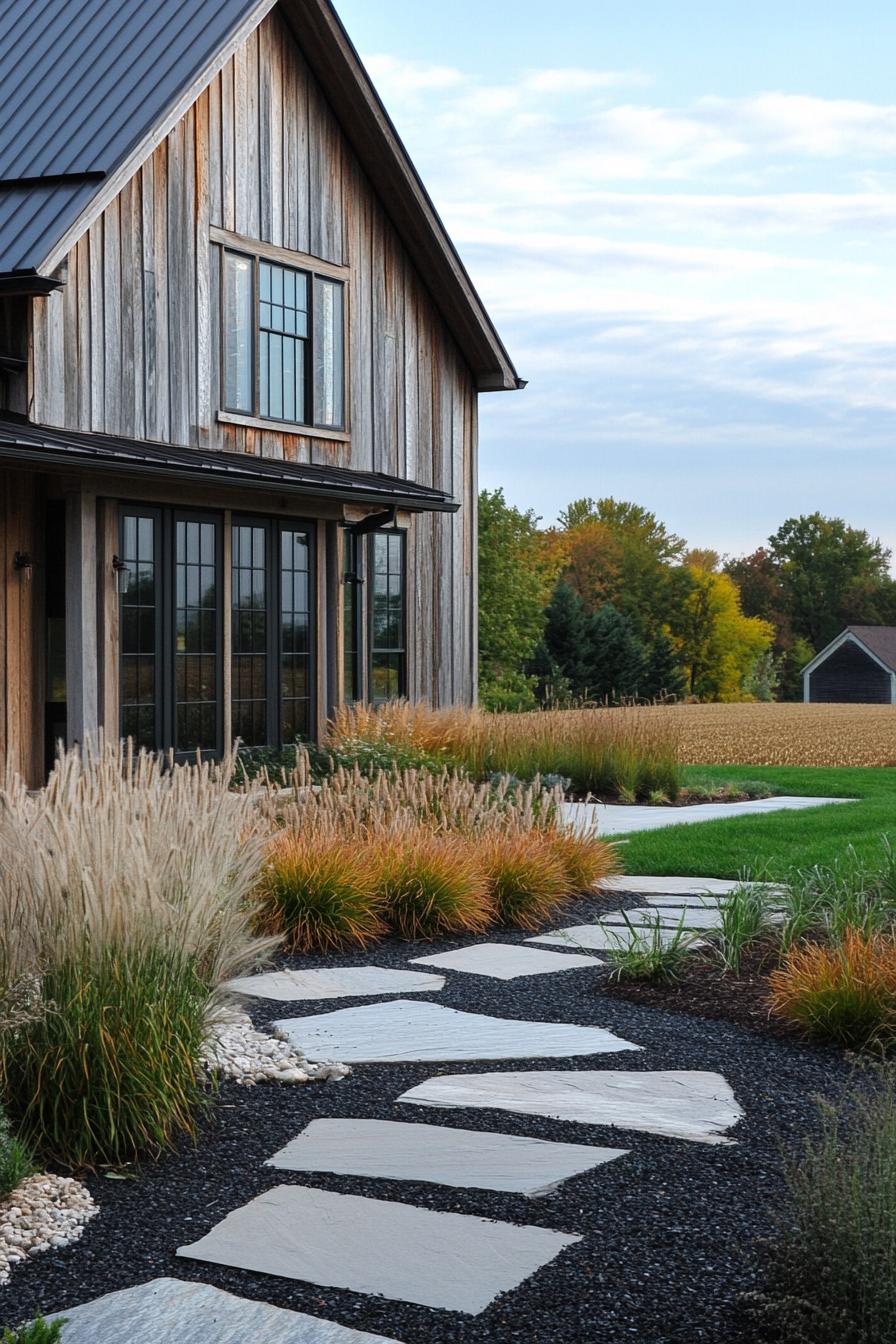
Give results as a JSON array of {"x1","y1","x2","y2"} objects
[{"x1": 0, "y1": 890, "x2": 853, "y2": 1344}]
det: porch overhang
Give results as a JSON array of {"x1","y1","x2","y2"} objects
[{"x1": 0, "y1": 416, "x2": 459, "y2": 514}]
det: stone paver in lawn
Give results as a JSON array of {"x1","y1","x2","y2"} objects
[
  {"x1": 222, "y1": 966, "x2": 445, "y2": 1001},
  {"x1": 526, "y1": 924, "x2": 705, "y2": 953},
  {"x1": 564, "y1": 795, "x2": 852, "y2": 837},
  {"x1": 266, "y1": 1118, "x2": 627, "y2": 1196},
  {"x1": 177, "y1": 1185, "x2": 582, "y2": 1315},
  {"x1": 408, "y1": 942, "x2": 603, "y2": 980},
  {"x1": 400, "y1": 1069, "x2": 744, "y2": 1144},
  {"x1": 273, "y1": 999, "x2": 640, "y2": 1063},
  {"x1": 46, "y1": 1277, "x2": 404, "y2": 1343}
]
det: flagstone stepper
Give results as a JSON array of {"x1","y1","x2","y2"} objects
[
  {"x1": 601, "y1": 907, "x2": 724, "y2": 930},
  {"x1": 272, "y1": 999, "x2": 640, "y2": 1063},
  {"x1": 266, "y1": 1118, "x2": 628, "y2": 1195},
  {"x1": 46, "y1": 1277, "x2": 404, "y2": 1343},
  {"x1": 177, "y1": 1185, "x2": 583, "y2": 1315},
  {"x1": 399, "y1": 1069, "x2": 744, "y2": 1144},
  {"x1": 526, "y1": 924, "x2": 705, "y2": 953},
  {"x1": 222, "y1": 965, "x2": 445, "y2": 1001},
  {"x1": 408, "y1": 941, "x2": 603, "y2": 980}
]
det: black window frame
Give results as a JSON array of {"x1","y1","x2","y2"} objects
[
  {"x1": 229, "y1": 513, "x2": 318, "y2": 749},
  {"x1": 220, "y1": 247, "x2": 346, "y2": 433},
  {"x1": 119, "y1": 506, "x2": 225, "y2": 761},
  {"x1": 368, "y1": 529, "x2": 407, "y2": 705},
  {"x1": 341, "y1": 526, "x2": 363, "y2": 704}
]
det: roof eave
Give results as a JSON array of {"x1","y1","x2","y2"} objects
[{"x1": 0, "y1": 270, "x2": 63, "y2": 296}]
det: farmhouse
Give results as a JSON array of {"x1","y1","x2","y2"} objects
[
  {"x1": 802, "y1": 626, "x2": 896, "y2": 705},
  {"x1": 0, "y1": 0, "x2": 523, "y2": 786}
]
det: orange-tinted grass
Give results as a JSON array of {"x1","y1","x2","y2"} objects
[
  {"x1": 548, "y1": 829, "x2": 621, "y2": 893},
  {"x1": 474, "y1": 832, "x2": 574, "y2": 931},
  {"x1": 768, "y1": 929, "x2": 896, "y2": 1047},
  {"x1": 255, "y1": 834, "x2": 386, "y2": 953},
  {"x1": 373, "y1": 832, "x2": 494, "y2": 941}
]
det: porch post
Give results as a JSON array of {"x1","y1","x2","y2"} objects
[{"x1": 65, "y1": 490, "x2": 99, "y2": 747}]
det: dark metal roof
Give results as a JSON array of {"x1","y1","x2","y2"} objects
[
  {"x1": 0, "y1": 0, "x2": 268, "y2": 274},
  {"x1": 0, "y1": 416, "x2": 458, "y2": 513},
  {"x1": 0, "y1": 0, "x2": 522, "y2": 391},
  {"x1": 846, "y1": 626, "x2": 896, "y2": 673}
]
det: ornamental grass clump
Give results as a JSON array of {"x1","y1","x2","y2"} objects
[
  {"x1": 768, "y1": 930, "x2": 896, "y2": 1049},
  {"x1": 474, "y1": 833, "x2": 572, "y2": 931},
  {"x1": 547, "y1": 829, "x2": 621, "y2": 893},
  {"x1": 2, "y1": 1320, "x2": 66, "y2": 1344},
  {"x1": 0, "y1": 740, "x2": 273, "y2": 1167},
  {"x1": 747, "y1": 1067, "x2": 896, "y2": 1343},
  {"x1": 606, "y1": 913, "x2": 702, "y2": 983},
  {"x1": 255, "y1": 834, "x2": 385, "y2": 953},
  {"x1": 374, "y1": 832, "x2": 493, "y2": 940},
  {"x1": 0, "y1": 1103, "x2": 32, "y2": 1199}
]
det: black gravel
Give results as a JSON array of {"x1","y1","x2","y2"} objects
[{"x1": 0, "y1": 894, "x2": 852, "y2": 1344}]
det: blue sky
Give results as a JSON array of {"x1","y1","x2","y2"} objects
[{"x1": 337, "y1": 1, "x2": 896, "y2": 561}]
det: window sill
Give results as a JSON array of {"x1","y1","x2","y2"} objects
[{"x1": 217, "y1": 411, "x2": 350, "y2": 444}]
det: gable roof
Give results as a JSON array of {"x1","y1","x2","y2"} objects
[
  {"x1": 0, "y1": 0, "x2": 521, "y2": 392},
  {"x1": 803, "y1": 626, "x2": 896, "y2": 677}
]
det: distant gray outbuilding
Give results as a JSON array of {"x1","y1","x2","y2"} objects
[{"x1": 802, "y1": 626, "x2": 896, "y2": 704}]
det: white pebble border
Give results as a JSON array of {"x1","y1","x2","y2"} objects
[
  {"x1": 0, "y1": 1173, "x2": 97, "y2": 1284},
  {"x1": 201, "y1": 1011, "x2": 350, "y2": 1085}
]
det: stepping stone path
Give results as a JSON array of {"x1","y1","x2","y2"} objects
[
  {"x1": 409, "y1": 941, "x2": 602, "y2": 980},
  {"x1": 47, "y1": 1277, "x2": 402, "y2": 1343},
  {"x1": 602, "y1": 906, "x2": 725, "y2": 930},
  {"x1": 399, "y1": 1069, "x2": 745, "y2": 1145},
  {"x1": 273, "y1": 999, "x2": 640, "y2": 1063},
  {"x1": 563, "y1": 795, "x2": 851, "y2": 837},
  {"x1": 177, "y1": 1185, "x2": 582, "y2": 1315},
  {"x1": 526, "y1": 923, "x2": 705, "y2": 952},
  {"x1": 52, "y1": 871, "x2": 749, "y2": 1331},
  {"x1": 223, "y1": 966, "x2": 445, "y2": 1001},
  {"x1": 266, "y1": 1118, "x2": 627, "y2": 1196}
]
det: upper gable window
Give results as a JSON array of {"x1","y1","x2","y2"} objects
[{"x1": 222, "y1": 249, "x2": 345, "y2": 431}]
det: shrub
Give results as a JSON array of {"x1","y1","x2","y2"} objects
[
  {"x1": 0, "y1": 741, "x2": 273, "y2": 1166},
  {"x1": 548, "y1": 829, "x2": 621, "y2": 893},
  {"x1": 768, "y1": 930, "x2": 896, "y2": 1048},
  {"x1": 747, "y1": 1066, "x2": 896, "y2": 1343},
  {"x1": 0, "y1": 1103, "x2": 32, "y2": 1198},
  {"x1": 2, "y1": 1320, "x2": 66, "y2": 1344},
  {"x1": 255, "y1": 835, "x2": 385, "y2": 953},
  {"x1": 374, "y1": 833, "x2": 493, "y2": 940},
  {"x1": 5, "y1": 944, "x2": 211, "y2": 1167},
  {"x1": 606, "y1": 913, "x2": 702, "y2": 983},
  {"x1": 475, "y1": 833, "x2": 572, "y2": 931}
]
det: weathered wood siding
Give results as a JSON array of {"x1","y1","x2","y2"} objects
[
  {"x1": 0, "y1": 469, "x2": 43, "y2": 784},
  {"x1": 27, "y1": 9, "x2": 478, "y2": 705}
]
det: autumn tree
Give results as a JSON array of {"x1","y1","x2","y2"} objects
[{"x1": 677, "y1": 565, "x2": 775, "y2": 701}]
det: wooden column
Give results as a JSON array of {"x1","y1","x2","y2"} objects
[
  {"x1": 324, "y1": 519, "x2": 340, "y2": 722},
  {"x1": 65, "y1": 490, "x2": 99, "y2": 747}
]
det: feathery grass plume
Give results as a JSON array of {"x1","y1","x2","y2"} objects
[
  {"x1": 255, "y1": 833, "x2": 385, "y2": 953},
  {"x1": 0, "y1": 738, "x2": 275, "y2": 1165},
  {"x1": 475, "y1": 832, "x2": 572, "y2": 931},
  {"x1": 329, "y1": 701, "x2": 681, "y2": 801},
  {"x1": 768, "y1": 930, "x2": 896, "y2": 1048},
  {"x1": 548, "y1": 829, "x2": 621, "y2": 893},
  {"x1": 374, "y1": 831, "x2": 494, "y2": 940}
]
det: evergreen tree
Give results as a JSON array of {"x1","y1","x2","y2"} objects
[
  {"x1": 541, "y1": 582, "x2": 590, "y2": 692},
  {"x1": 582, "y1": 602, "x2": 649, "y2": 702},
  {"x1": 642, "y1": 632, "x2": 687, "y2": 700}
]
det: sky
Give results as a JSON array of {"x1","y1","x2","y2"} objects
[{"x1": 335, "y1": 1, "x2": 896, "y2": 562}]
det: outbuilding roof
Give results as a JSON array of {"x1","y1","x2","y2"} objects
[
  {"x1": 0, "y1": 0, "x2": 521, "y2": 391},
  {"x1": 843, "y1": 626, "x2": 896, "y2": 674},
  {"x1": 0, "y1": 414, "x2": 459, "y2": 513}
]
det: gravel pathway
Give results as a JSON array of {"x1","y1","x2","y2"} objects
[{"x1": 0, "y1": 890, "x2": 850, "y2": 1344}]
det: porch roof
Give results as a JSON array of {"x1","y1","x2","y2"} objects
[{"x1": 0, "y1": 416, "x2": 459, "y2": 513}]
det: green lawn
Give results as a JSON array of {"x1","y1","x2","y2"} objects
[{"x1": 618, "y1": 765, "x2": 896, "y2": 879}]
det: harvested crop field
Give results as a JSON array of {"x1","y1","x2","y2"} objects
[{"x1": 636, "y1": 702, "x2": 896, "y2": 768}]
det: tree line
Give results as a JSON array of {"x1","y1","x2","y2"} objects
[{"x1": 478, "y1": 492, "x2": 896, "y2": 709}]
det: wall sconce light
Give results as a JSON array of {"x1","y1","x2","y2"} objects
[
  {"x1": 13, "y1": 551, "x2": 33, "y2": 581},
  {"x1": 111, "y1": 555, "x2": 131, "y2": 594}
]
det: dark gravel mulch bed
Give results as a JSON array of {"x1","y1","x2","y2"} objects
[
  {"x1": 0, "y1": 895, "x2": 851, "y2": 1344},
  {"x1": 601, "y1": 943, "x2": 808, "y2": 1042}
]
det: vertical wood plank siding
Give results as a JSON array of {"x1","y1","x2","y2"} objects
[
  {"x1": 27, "y1": 7, "x2": 477, "y2": 705},
  {"x1": 0, "y1": 470, "x2": 43, "y2": 784}
]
